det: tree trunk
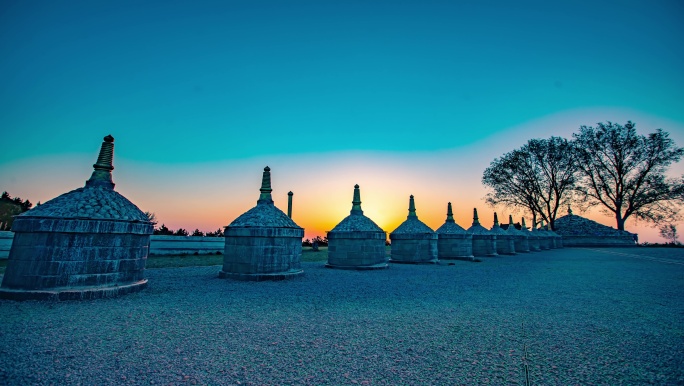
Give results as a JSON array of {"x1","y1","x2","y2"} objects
[{"x1": 616, "y1": 215, "x2": 625, "y2": 231}]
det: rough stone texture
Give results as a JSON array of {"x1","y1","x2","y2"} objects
[
  {"x1": 554, "y1": 213, "x2": 636, "y2": 247},
  {"x1": 390, "y1": 218, "x2": 438, "y2": 264},
  {"x1": 467, "y1": 224, "x2": 498, "y2": 257},
  {"x1": 527, "y1": 232, "x2": 542, "y2": 252},
  {"x1": 17, "y1": 185, "x2": 149, "y2": 222},
  {"x1": 326, "y1": 231, "x2": 388, "y2": 269},
  {"x1": 0, "y1": 136, "x2": 153, "y2": 300},
  {"x1": 327, "y1": 185, "x2": 388, "y2": 270},
  {"x1": 1, "y1": 217, "x2": 152, "y2": 300},
  {"x1": 535, "y1": 230, "x2": 552, "y2": 250},
  {"x1": 489, "y1": 225, "x2": 516, "y2": 255},
  {"x1": 436, "y1": 222, "x2": 474, "y2": 261},
  {"x1": 228, "y1": 201, "x2": 300, "y2": 228},
  {"x1": 220, "y1": 229, "x2": 303, "y2": 281},
  {"x1": 0, "y1": 231, "x2": 13, "y2": 259},
  {"x1": 221, "y1": 167, "x2": 304, "y2": 281},
  {"x1": 330, "y1": 214, "x2": 384, "y2": 233},
  {"x1": 505, "y1": 225, "x2": 530, "y2": 253}
]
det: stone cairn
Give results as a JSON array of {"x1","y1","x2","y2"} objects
[
  {"x1": 466, "y1": 208, "x2": 498, "y2": 257},
  {"x1": 436, "y1": 202, "x2": 474, "y2": 261},
  {"x1": 0, "y1": 135, "x2": 153, "y2": 300},
  {"x1": 522, "y1": 218, "x2": 541, "y2": 252},
  {"x1": 326, "y1": 185, "x2": 388, "y2": 270},
  {"x1": 506, "y1": 214, "x2": 530, "y2": 253},
  {"x1": 536, "y1": 220, "x2": 552, "y2": 250},
  {"x1": 219, "y1": 167, "x2": 304, "y2": 281},
  {"x1": 546, "y1": 220, "x2": 563, "y2": 248},
  {"x1": 489, "y1": 212, "x2": 516, "y2": 255},
  {"x1": 389, "y1": 195, "x2": 438, "y2": 264}
]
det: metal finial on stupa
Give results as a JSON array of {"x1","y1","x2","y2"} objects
[
  {"x1": 407, "y1": 195, "x2": 417, "y2": 218},
  {"x1": 287, "y1": 191, "x2": 293, "y2": 218},
  {"x1": 351, "y1": 184, "x2": 363, "y2": 215},
  {"x1": 493, "y1": 212, "x2": 500, "y2": 227},
  {"x1": 258, "y1": 166, "x2": 273, "y2": 204},
  {"x1": 472, "y1": 208, "x2": 480, "y2": 226},
  {"x1": 445, "y1": 202, "x2": 455, "y2": 223},
  {"x1": 85, "y1": 135, "x2": 115, "y2": 189},
  {"x1": 568, "y1": 205, "x2": 573, "y2": 215}
]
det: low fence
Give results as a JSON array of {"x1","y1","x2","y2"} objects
[
  {"x1": 148, "y1": 235, "x2": 223, "y2": 255},
  {"x1": 0, "y1": 233, "x2": 224, "y2": 259}
]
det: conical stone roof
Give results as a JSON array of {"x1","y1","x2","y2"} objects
[
  {"x1": 436, "y1": 202, "x2": 467, "y2": 234},
  {"x1": 489, "y1": 212, "x2": 508, "y2": 235},
  {"x1": 466, "y1": 208, "x2": 492, "y2": 235},
  {"x1": 228, "y1": 167, "x2": 302, "y2": 229},
  {"x1": 505, "y1": 215, "x2": 526, "y2": 236},
  {"x1": 330, "y1": 185, "x2": 384, "y2": 232},
  {"x1": 554, "y1": 211, "x2": 634, "y2": 237},
  {"x1": 17, "y1": 135, "x2": 149, "y2": 223},
  {"x1": 391, "y1": 195, "x2": 434, "y2": 234}
]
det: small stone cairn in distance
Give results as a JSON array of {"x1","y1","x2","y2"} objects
[
  {"x1": 219, "y1": 167, "x2": 304, "y2": 281},
  {"x1": 522, "y1": 218, "x2": 541, "y2": 252},
  {"x1": 436, "y1": 202, "x2": 474, "y2": 261},
  {"x1": 326, "y1": 185, "x2": 388, "y2": 270},
  {"x1": 0, "y1": 135, "x2": 154, "y2": 300},
  {"x1": 389, "y1": 195, "x2": 438, "y2": 264},
  {"x1": 466, "y1": 208, "x2": 498, "y2": 257},
  {"x1": 505, "y1": 214, "x2": 530, "y2": 253},
  {"x1": 489, "y1": 212, "x2": 516, "y2": 255}
]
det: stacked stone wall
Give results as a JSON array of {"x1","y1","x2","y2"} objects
[
  {"x1": 494, "y1": 235, "x2": 516, "y2": 255},
  {"x1": 1, "y1": 217, "x2": 151, "y2": 298},
  {"x1": 389, "y1": 233, "x2": 438, "y2": 263},
  {"x1": 327, "y1": 231, "x2": 386, "y2": 268},
  {"x1": 472, "y1": 235, "x2": 497, "y2": 257},
  {"x1": 437, "y1": 234, "x2": 474, "y2": 260},
  {"x1": 221, "y1": 227, "x2": 303, "y2": 278}
]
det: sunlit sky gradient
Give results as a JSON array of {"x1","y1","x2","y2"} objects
[{"x1": 1, "y1": 1, "x2": 683, "y2": 242}]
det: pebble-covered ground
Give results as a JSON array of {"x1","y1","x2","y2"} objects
[{"x1": 0, "y1": 247, "x2": 682, "y2": 385}]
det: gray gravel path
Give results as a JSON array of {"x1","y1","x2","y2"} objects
[{"x1": 0, "y1": 247, "x2": 682, "y2": 385}]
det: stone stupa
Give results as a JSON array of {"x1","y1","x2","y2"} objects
[
  {"x1": 219, "y1": 167, "x2": 304, "y2": 281},
  {"x1": 535, "y1": 220, "x2": 552, "y2": 250},
  {"x1": 554, "y1": 206, "x2": 635, "y2": 247},
  {"x1": 389, "y1": 195, "x2": 438, "y2": 264},
  {"x1": 521, "y1": 218, "x2": 541, "y2": 252},
  {"x1": 0, "y1": 135, "x2": 153, "y2": 300},
  {"x1": 436, "y1": 202, "x2": 474, "y2": 261},
  {"x1": 466, "y1": 208, "x2": 498, "y2": 257},
  {"x1": 489, "y1": 212, "x2": 516, "y2": 255},
  {"x1": 505, "y1": 214, "x2": 529, "y2": 253},
  {"x1": 326, "y1": 185, "x2": 388, "y2": 270}
]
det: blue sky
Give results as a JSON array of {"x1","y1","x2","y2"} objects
[{"x1": 1, "y1": 0, "x2": 683, "y2": 242}]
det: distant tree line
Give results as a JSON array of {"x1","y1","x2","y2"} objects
[
  {"x1": 0, "y1": 191, "x2": 35, "y2": 230},
  {"x1": 153, "y1": 224, "x2": 224, "y2": 237},
  {"x1": 483, "y1": 121, "x2": 684, "y2": 233}
]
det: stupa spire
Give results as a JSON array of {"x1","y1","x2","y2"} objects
[
  {"x1": 86, "y1": 135, "x2": 115, "y2": 189},
  {"x1": 493, "y1": 212, "x2": 500, "y2": 227},
  {"x1": 522, "y1": 217, "x2": 528, "y2": 230},
  {"x1": 258, "y1": 166, "x2": 273, "y2": 204},
  {"x1": 472, "y1": 208, "x2": 480, "y2": 226},
  {"x1": 350, "y1": 184, "x2": 363, "y2": 215},
  {"x1": 407, "y1": 195, "x2": 417, "y2": 219},
  {"x1": 445, "y1": 202, "x2": 455, "y2": 223},
  {"x1": 509, "y1": 214, "x2": 515, "y2": 227}
]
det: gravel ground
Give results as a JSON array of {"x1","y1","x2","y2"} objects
[{"x1": 0, "y1": 247, "x2": 682, "y2": 385}]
